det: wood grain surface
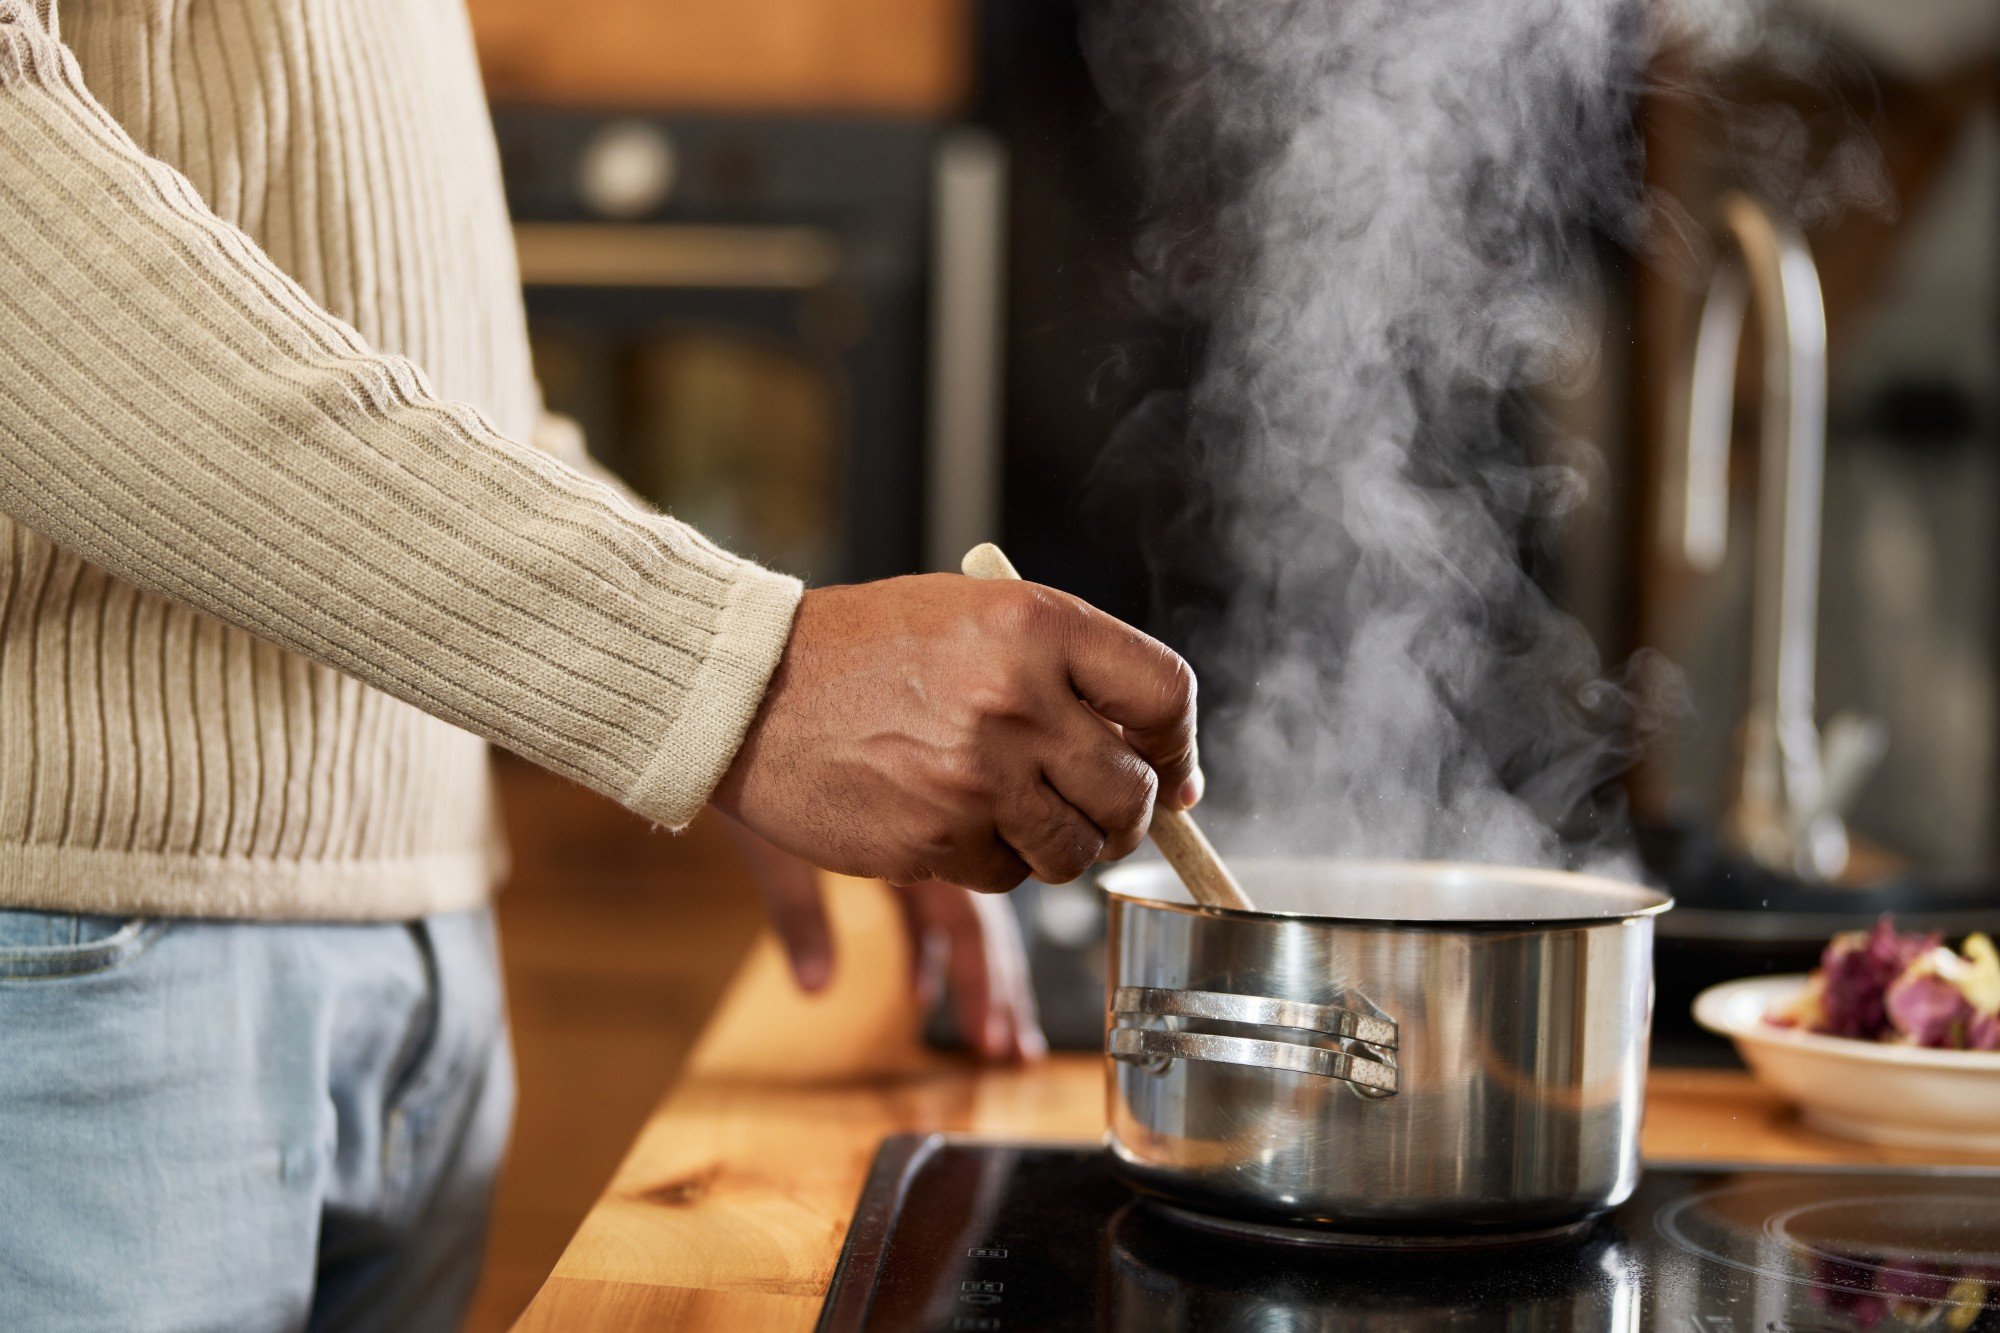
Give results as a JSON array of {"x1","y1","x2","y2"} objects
[
  {"x1": 514, "y1": 875, "x2": 2000, "y2": 1330},
  {"x1": 465, "y1": 762, "x2": 767, "y2": 1331}
]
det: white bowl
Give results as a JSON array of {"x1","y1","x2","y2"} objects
[{"x1": 1693, "y1": 974, "x2": 2000, "y2": 1152}]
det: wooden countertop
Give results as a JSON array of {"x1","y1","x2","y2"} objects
[{"x1": 514, "y1": 876, "x2": 2000, "y2": 1331}]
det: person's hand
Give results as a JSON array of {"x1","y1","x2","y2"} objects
[
  {"x1": 713, "y1": 574, "x2": 1200, "y2": 893},
  {"x1": 725, "y1": 824, "x2": 1045, "y2": 1062},
  {"x1": 896, "y1": 880, "x2": 1045, "y2": 1063}
]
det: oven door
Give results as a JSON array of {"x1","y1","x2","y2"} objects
[{"x1": 500, "y1": 112, "x2": 1005, "y2": 585}]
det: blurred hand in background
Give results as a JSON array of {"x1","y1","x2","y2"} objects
[{"x1": 723, "y1": 822, "x2": 1046, "y2": 1063}]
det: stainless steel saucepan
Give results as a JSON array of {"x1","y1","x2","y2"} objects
[{"x1": 1100, "y1": 858, "x2": 1670, "y2": 1239}]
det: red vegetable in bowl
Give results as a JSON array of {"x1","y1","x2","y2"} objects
[
  {"x1": 1815, "y1": 917, "x2": 1937, "y2": 1041},
  {"x1": 1885, "y1": 971, "x2": 1973, "y2": 1049},
  {"x1": 1771, "y1": 916, "x2": 2000, "y2": 1052}
]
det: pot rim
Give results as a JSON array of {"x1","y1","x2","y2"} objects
[{"x1": 1099, "y1": 855, "x2": 1672, "y2": 930}]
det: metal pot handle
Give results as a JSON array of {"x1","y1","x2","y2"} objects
[
  {"x1": 1111, "y1": 986, "x2": 1398, "y2": 1051},
  {"x1": 1108, "y1": 986, "x2": 1400, "y2": 1095},
  {"x1": 1107, "y1": 1028, "x2": 1399, "y2": 1094}
]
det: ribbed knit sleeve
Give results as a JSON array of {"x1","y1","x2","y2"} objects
[{"x1": 0, "y1": 7, "x2": 802, "y2": 831}]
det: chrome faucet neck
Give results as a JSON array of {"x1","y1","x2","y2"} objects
[{"x1": 1673, "y1": 191, "x2": 1879, "y2": 882}]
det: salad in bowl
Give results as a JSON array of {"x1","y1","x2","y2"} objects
[
  {"x1": 1769, "y1": 917, "x2": 2000, "y2": 1052},
  {"x1": 1695, "y1": 916, "x2": 2000, "y2": 1150}
]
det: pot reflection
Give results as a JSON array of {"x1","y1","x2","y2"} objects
[
  {"x1": 1654, "y1": 1176, "x2": 2000, "y2": 1330},
  {"x1": 1105, "y1": 1201, "x2": 1643, "y2": 1332}
]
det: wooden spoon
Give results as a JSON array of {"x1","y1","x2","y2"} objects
[{"x1": 960, "y1": 542, "x2": 1257, "y2": 912}]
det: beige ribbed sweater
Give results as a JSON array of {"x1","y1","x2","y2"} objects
[{"x1": 0, "y1": 0, "x2": 803, "y2": 919}]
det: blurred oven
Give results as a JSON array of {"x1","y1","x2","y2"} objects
[{"x1": 493, "y1": 110, "x2": 1005, "y2": 583}]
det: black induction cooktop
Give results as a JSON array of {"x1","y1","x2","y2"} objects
[{"x1": 816, "y1": 1136, "x2": 2000, "y2": 1332}]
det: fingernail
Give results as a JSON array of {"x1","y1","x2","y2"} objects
[
  {"x1": 983, "y1": 1014, "x2": 1008, "y2": 1057},
  {"x1": 1019, "y1": 1025, "x2": 1048, "y2": 1063},
  {"x1": 796, "y1": 953, "x2": 832, "y2": 992},
  {"x1": 1178, "y1": 767, "x2": 1205, "y2": 810}
]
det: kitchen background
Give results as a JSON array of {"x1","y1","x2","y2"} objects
[{"x1": 454, "y1": 1, "x2": 1997, "y2": 1327}]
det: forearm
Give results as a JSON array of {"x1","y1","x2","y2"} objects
[{"x1": 0, "y1": 7, "x2": 800, "y2": 827}]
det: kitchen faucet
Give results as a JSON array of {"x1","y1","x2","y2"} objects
[{"x1": 1672, "y1": 191, "x2": 1883, "y2": 882}]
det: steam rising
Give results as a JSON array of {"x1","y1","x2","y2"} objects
[{"x1": 1084, "y1": 0, "x2": 1682, "y2": 870}]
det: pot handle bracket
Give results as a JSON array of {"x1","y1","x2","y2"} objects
[{"x1": 1108, "y1": 986, "x2": 1400, "y2": 1097}]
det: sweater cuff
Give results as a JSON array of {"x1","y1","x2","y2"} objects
[{"x1": 623, "y1": 559, "x2": 803, "y2": 829}]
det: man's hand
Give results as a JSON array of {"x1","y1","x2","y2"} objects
[
  {"x1": 726, "y1": 824, "x2": 1045, "y2": 1062},
  {"x1": 896, "y1": 881, "x2": 1045, "y2": 1063},
  {"x1": 713, "y1": 574, "x2": 1200, "y2": 893}
]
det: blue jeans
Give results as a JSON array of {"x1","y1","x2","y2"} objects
[{"x1": 0, "y1": 907, "x2": 514, "y2": 1332}]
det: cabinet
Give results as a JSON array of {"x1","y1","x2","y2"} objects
[{"x1": 466, "y1": 0, "x2": 972, "y2": 113}]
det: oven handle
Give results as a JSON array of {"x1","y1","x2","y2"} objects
[{"x1": 512, "y1": 222, "x2": 841, "y2": 290}]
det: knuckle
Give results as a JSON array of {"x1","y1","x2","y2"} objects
[
  {"x1": 1097, "y1": 840, "x2": 1137, "y2": 867},
  {"x1": 983, "y1": 583, "x2": 1046, "y2": 635},
  {"x1": 1017, "y1": 792, "x2": 1098, "y2": 885},
  {"x1": 929, "y1": 746, "x2": 996, "y2": 804},
  {"x1": 961, "y1": 673, "x2": 1034, "y2": 726},
  {"x1": 1109, "y1": 761, "x2": 1159, "y2": 832},
  {"x1": 1025, "y1": 586, "x2": 1077, "y2": 632},
  {"x1": 1157, "y1": 652, "x2": 1197, "y2": 722},
  {"x1": 1041, "y1": 827, "x2": 1102, "y2": 885},
  {"x1": 1103, "y1": 829, "x2": 1145, "y2": 862}
]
